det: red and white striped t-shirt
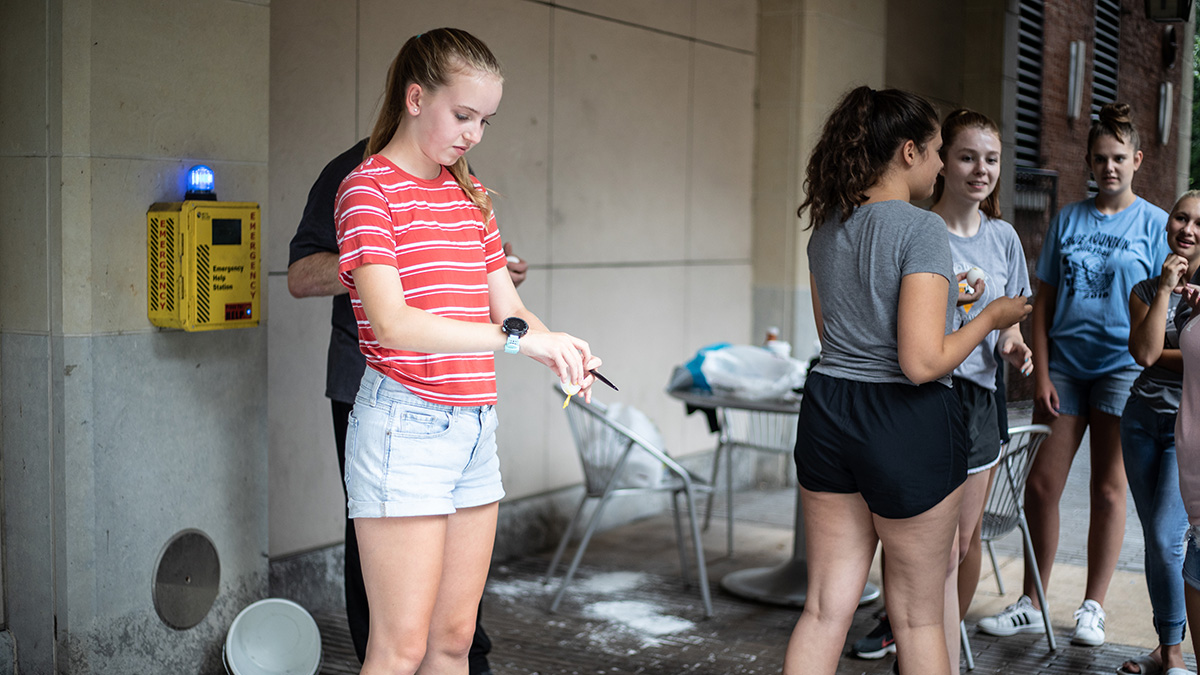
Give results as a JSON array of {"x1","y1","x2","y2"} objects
[{"x1": 335, "y1": 155, "x2": 506, "y2": 406}]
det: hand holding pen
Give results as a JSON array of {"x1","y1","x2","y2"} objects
[{"x1": 562, "y1": 368, "x2": 618, "y2": 408}]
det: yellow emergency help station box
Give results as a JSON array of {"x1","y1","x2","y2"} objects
[{"x1": 147, "y1": 201, "x2": 260, "y2": 331}]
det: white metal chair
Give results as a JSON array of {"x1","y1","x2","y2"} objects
[
  {"x1": 703, "y1": 408, "x2": 799, "y2": 555},
  {"x1": 544, "y1": 387, "x2": 714, "y2": 617},
  {"x1": 963, "y1": 424, "x2": 1056, "y2": 667}
]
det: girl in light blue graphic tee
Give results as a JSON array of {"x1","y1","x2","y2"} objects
[{"x1": 998, "y1": 102, "x2": 1168, "y2": 650}]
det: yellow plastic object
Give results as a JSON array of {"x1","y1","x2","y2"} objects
[
  {"x1": 561, "y1": 382, "x2": 581, "y2": 408},
  {"x1": 148, "y1": 201, "x2": 260, "y2": 331}
]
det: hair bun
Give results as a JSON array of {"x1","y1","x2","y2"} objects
[{"x1": 1099, "y1": 102, "x2": 1132, "y2": 125}]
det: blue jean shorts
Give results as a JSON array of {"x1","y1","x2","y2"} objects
[
  {"x1": 1183, "y1": 526, "x2": 1200, "y2": 591},
  {"x1": 1048, "y1": 366, "x2": 1140, "y2": 417},
  {"x1": 345, "y1": 368, "x2": 505, "y2": 518}
]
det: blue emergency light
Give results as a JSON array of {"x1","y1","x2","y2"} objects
[{"x1": 185, "y1": 165, "x2": 217, "y2": 201}]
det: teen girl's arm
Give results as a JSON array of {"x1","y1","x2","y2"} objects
[
  {"x1": 810, "y1": 273, "x2": 825, "y2": 344},
  {"x1": 485, "y1": 263, "x2": 600, "y2": 395},
  {"x1": 1030, "y1": 283, "x2": 1057, "y2": 416},
  {"x1": 1129, "y1": 255, "x2": 1189, "y2": 372},
  {"x1": 998, "y1": 325, "x2": 1033, "y2": 377},
  {"x1": 351, "y1": 264, "x2": 595, "y2": 389},
  {"x1": 896, "y1": 272, "x2": 1031, "y2": 384}
]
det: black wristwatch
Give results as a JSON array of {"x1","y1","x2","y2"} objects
[{"x1": 501, "y1": 317, "x2": 529, "y2": 354}]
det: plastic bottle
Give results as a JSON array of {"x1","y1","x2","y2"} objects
[{"x1": 764, "y1": 326, "x2": 791, "y2": 357}]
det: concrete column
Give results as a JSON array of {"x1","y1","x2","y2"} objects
[
  {"x1": 1, "y1": 2, "x2": 270, "y2": 672},
  {"x1": 752, "y1": 0, "x2": 887, "y2": 360}
]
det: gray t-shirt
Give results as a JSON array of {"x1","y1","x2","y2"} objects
[
  {"x1": 1129, "y1": 275, "x2": 1184, "y2": 413},
  {"x1": 809, "y1": 200, "x2": 956, "y2": 386},
  {"x1": 949, "y1": 215, "x2": 1031, "y2": 390}
]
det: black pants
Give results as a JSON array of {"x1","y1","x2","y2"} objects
[{"x1": 332, "y1": 400, "x2": 492, "y2": 672}]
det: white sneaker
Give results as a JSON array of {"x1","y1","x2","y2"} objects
[
  {"x1": 1070, "y1": 599, "x2": 1105, "y2": 646},
  {"x1": 977, "y1": 595, "x2": 1046, "y2": 637}
]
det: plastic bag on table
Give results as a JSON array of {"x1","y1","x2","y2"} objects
[{"x1": 697, "y1": 344, "x2": 806, "y2": 401}]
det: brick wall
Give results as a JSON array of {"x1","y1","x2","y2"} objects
[
  {"x1": 1039, "y1": 0, "x2": 1184, "y2": 216},
  {"x1": 1007, "y1": 0, "x2": 1187, "y2": 400}
]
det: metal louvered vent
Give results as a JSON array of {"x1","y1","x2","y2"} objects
[
  {"x1": 1015, "y1": 0, "x2": 1044, "y2": 168},
  {"x1": 1092, "y1": 0, "x2": 1120, "y2": 113}
]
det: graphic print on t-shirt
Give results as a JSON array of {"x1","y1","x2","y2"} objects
[
  {"x1": 953, "y1": 261, "x2": 987, "y2": 326},
  {"x1": 1059, "y1": 231, "x2": 1133, "y2": 300}
]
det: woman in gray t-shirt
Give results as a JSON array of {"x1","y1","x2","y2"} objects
[{"x1": 784, "y1": 86, "x2": 1029, "y2": 675}]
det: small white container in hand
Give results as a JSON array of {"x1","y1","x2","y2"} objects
[{"x1": 966, "y1": 267, "x2": 985, "y2": 287}]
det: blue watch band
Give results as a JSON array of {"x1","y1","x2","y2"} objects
[{"x1": 504, "y1": 333, "x2": 521, "y2": 354}]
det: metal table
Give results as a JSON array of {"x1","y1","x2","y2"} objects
[{"x1": 668, "y1": 387, "x2": 880, "y2": 608}]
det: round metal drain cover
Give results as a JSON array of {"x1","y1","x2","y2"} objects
[{"x1": 153, "y1": 529, "x2": 220, "y2": 630}]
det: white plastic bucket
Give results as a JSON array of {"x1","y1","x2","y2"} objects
[{"x1": 223, "y1": 598, "x2": 321, "y2": 675}]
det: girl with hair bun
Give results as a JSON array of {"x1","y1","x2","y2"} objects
[
  {"x1": 785, "y1": 87, "x2": 1029, "y2": 675},
  {"x1": 336, "y1": 28, "x2": 601, "y2": 675},
  {"x1": 978, "y1": 102, "x2": 1169, "y2": 649}
]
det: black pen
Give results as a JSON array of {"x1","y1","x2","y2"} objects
[{"x1": 590, "y1": 369, "x2": 619, "y2": 391}]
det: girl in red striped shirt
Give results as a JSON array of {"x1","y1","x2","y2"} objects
[{"x1": 336, "y1": 28, "x2": 601, "y2": 675}]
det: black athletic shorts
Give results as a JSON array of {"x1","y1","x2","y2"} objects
[
  {"x1": 794, "y1": 371, "x2": 968, "y2": 519},
  {"x1": 953, "y1": 377, "x2": 1003, "y2": 474}
]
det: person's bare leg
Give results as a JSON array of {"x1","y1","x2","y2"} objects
[
  {"x1": 956, "y1": 469, "x2": 992, "y2": 619},
  {"x1": 1187, "y1": 583, "x2": 1200, "y2": 658},
  {"x1": 876, "y1": 484, "x2": 964, "y2": 675},
  {"x1": 421, "y1": 502, "x2": 498, "y2": 674},
  {"x1": 782, "y1": 489, "x2": 879, "y2": 675},
  {"x1": 1023, "y1": 411, "x2": 1088, "y2": 607},
  {"x1": 357, "y1": 515, "x2": 448, "y2": 675},
  {"x1": 1161, "y1": 643, "x2": 1186, "y2": 672},
  {"x1": 1083, "y1": 410, "x2": 1126, "y2": 606},
  {"x1": 944, "y1": 530, "x2": 962, "y2": 669}
]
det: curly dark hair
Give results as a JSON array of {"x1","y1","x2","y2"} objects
[{"x1": 798, "y1": 86, "x2": 939, "y2": 229}]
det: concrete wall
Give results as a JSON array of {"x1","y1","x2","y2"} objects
[
  {"x1": 268, "y1": 0, "x2": 758, "y2": 558},
  {"x1": 753, "y1": 0, "x2": 1017, "y2": 367},
  {"x1": 752, "y1": 0, "x2": 891, "y2": 365},
  {"x1": 0, "y1": 1, "x2": 270, "y2": 672}
]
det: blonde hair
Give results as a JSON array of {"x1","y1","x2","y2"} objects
[
  {"x1": 368, "y1": 28, "x2": 503, "y2": 224},
  {"x1": 1172, "y1": 189, "x2": 1200, "y2": 213}
]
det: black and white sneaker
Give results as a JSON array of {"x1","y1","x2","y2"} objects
[
  {"x1": 850, "y1": 613, "x2": 896, "y2": 659},
  {"x1": 977, "y1": 595, "x2": 1045, "y2": 637}
]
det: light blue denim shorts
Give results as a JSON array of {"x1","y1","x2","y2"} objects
[
  {"x1": 1048, "y1": 366, "x2": 1140, "y2": 417},
  {"x1": 345, "y1": 368, "x2": 505, "y2": 518},
  {"x1": 1183, "y1": 526, "x2": 1200, "y2": 591}
]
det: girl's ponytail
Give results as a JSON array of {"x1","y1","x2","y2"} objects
[
  {"x1": 446, "y1": 157, "x2": 494, "y2": 226},
  {"x1": 367, "y1": 28, "x2": 501, "y2": 224}
]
